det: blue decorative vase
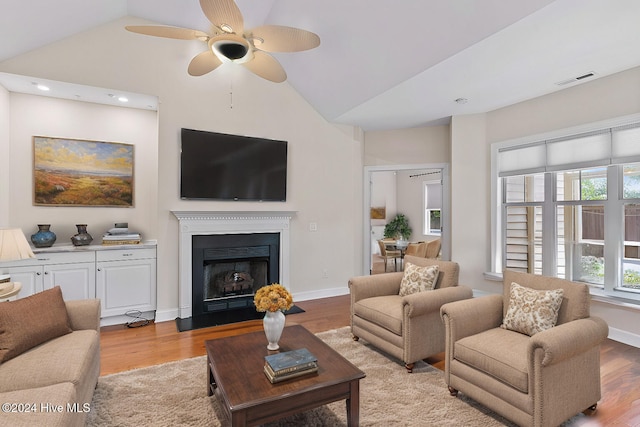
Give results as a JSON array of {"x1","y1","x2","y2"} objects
[
  {"x1": 31, "y1": 224, "x2": 56, "y2": 248},
  {"x1": 71, "y1": 224, "x2": 93, "y2": 246}
]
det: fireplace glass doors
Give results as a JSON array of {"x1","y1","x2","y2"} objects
[{"x1": 191, "y1": 233, "x2": 280, "y2": 316}]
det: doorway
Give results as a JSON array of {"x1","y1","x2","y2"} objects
[{"x1": 363, "y1": 163, "x2": 450, "y2": 274}]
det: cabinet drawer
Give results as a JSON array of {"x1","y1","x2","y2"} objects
[
  {"x1": 34, "y1": 251, "x2": 95, "y2": 265},
  {"x1": 96, "y1": 248, "x2": 156, "y2": 262}
]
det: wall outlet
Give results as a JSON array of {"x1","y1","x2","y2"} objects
[
  {"x1": 309, "y1": 222, "x2": 318, "y2": 232},
  {"x1": 322, "y1": 269, "x2": 328, "y2": 278}
]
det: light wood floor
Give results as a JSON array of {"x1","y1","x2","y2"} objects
[{"x1": 100, "y1": 294, "x2": 640, "y2": 426}]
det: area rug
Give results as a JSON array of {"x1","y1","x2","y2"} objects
[{"x1": 87, "y1": 327, "x2": 580, "y2": 426}]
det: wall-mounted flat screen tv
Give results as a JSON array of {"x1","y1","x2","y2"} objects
[{"x1": 180, "y1": 128, "x2": 287, "y2": 201}]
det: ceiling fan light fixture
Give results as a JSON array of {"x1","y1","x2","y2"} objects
[{"x1": 210, "y1": 34, "x2": 253, "y2": 64}]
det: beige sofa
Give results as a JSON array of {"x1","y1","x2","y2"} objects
[
  {"x1": 0, "y1": 287, "x2": 101, "y2": 427},
  {"x1": 350, "y1": 256, "x2": 473, "y2": 372},
  {"x1": 440, "y1": 270, "x2": 609, "y2": 427}
]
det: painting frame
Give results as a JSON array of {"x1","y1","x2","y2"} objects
[{"x1": 33, "y1": 136, "x2": 135, "y2": 207}]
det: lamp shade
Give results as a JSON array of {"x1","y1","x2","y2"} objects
[{"x1": 0, "y1": 228, "x2": 35, "y2": 262}]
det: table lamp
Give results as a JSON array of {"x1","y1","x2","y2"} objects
[{"x1": 0, "y1": 228, "x2": 35, "y2": 299}]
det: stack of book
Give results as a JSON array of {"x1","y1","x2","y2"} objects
[
  {"x1": 263, "y1": 348, "x2": 318, "y2": 383},
  {"x1": 102, "y1": 226, "x2": 142, "y2": 245}
]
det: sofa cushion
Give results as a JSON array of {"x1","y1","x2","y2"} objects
[
  {"x1": 501, "y1": 282, "x2": 564, "y2": 336},
  {"x1": 399, "y1": 263, "x2": 439, "y2": 296},
  {"x1": 353, "y1": 295, "x2": 403, "y2": 335},
  {"x1": 0, "y1": 382, "x2": 79, "y2": 427},
  {"x1": 455, "y1": 327, "x2": 530, "y2": 393},
  {"x1": 0, "y1": 329, "x2": 99, "y2": 394},
  {"x1": 0, "y1": 286, "x2": 72, "y2": 363}
]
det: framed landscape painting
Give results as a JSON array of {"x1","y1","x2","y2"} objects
[{"x1": 33, "y1": 136, "x2": 134, "y2": 207}]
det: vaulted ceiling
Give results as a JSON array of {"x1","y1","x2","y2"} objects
[{"x1": 1, "y1": 0, "x2": 639, "y2": 131}]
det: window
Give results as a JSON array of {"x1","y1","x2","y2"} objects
[
  {"x1": 424, "y1": 181, "x2": 442, "y2": 235},
  {"x1": 493, "y1": 119, "x2": 640, "y2": 302}
]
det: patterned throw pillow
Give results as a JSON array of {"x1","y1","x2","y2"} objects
[
  {"x1": 399, "y1": 263, "x2": 440, "y2": 297},
  {"x1": 501, "y1": 282, "x2": 564, "y2": 336}
]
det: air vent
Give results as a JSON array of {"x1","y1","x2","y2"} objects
[{"x1": 555, "y1": 72, "x2": 596, "y2": 86}]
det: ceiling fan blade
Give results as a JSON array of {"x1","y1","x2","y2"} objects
[
  {"x1": 243, "y1": 51, "x2": 286, "y2": 83},
  {"x1": 125, "y1": 25, "x2": 209, "y2": 40},
  {"x1": 199, "y1": 0, "x2": 244, "y2": 35},
  {"x1": 249, "y1": 25, "x2": 320, "y2": 52},
  {"x1": 188, "y1": 50, "x2": 223, "y2": 76}
]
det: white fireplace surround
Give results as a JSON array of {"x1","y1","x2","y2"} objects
[{"x1": 172, "y1": 211, "x2": 295, "y2": 319}]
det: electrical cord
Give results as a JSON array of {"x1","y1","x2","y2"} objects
[{"x1": 125, "y1": 310, "x2": 150, "y2": 328}]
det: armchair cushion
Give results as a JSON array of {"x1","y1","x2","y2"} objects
[
  {"x1": 455, "y1": 327, "x2": 530, "y2": 393},
  {"x1": 399, "y1": 263, "x2": 439, "y2": 296},
  {"x1": 353, "y1": 295, "x2": 403, "y2": 335},
  {"x1": 501, "y1": 282, "x2": 564, "y2": 336}
]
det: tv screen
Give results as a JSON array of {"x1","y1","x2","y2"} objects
[{"x1": 180, "y1": 128, "x2": 287, "y2": 201}]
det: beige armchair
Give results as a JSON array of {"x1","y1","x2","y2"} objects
[
  {"x1": 350, "y1": 255, "x2": 473, "y2": 372},
  {"x1": 440, "y1": 269, "x2": 609, "y2": 427}
]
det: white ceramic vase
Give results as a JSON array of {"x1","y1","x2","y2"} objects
[{"x1": 263, "y1": 310, "x2": 286, "y2": 350}]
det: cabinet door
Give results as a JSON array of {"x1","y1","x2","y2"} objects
[
  {"x1": 44, "y1": 262, "x2": 96, "y2": 300},
  {"x1": 0, "y1": 265, "x2": 43, "y2": 298},
  {"x1": 96, "y1": 258, "x2": 157, "y2": 316}
]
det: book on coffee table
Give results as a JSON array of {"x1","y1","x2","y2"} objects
[
  {"x1": 264, "y1": 348, "x2": 318, "y2": 376},
  {"x1": 263, "y1": 363, "x2": 319, "y2": 383}
]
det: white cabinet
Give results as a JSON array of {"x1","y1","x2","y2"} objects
[
  {"x1": 96, "y1": 248, "x2": 157, "y2": 318},
  {"x1": 0, "y1": 252, "x2": 95, "y2": 301},
  {"x1": 0, "y1": 245, "x2": 157, "y2": 325}
]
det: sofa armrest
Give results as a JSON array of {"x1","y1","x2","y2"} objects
[
  {"x1": 529, "y1": 316, "x2": 609, "y2": 367},
  {"x1": 349, "y1": 272, "x2": 403, "y2": 303},
  {"x1": 65, "y1": 299, "x2": 101, "y2": 332},
  {"x1": 403, "y1": 285, "x2": 473, "y2": 318},
  {"x1": 440, "y1": 294, "x2": 503, "y2": 341}
]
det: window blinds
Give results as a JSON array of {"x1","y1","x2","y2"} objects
[{"x1": 498, "y1": 123, "x2": 640, "y2": 177}]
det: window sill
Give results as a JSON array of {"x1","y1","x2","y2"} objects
[{"x1": 484, "y1": 271, "x2": 640, "y2": 309}]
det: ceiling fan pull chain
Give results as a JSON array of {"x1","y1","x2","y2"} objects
[{"x1": 229, "y1": 78, "x2": 233, "y2": 109}]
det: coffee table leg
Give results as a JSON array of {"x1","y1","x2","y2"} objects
[
  {"x1": 207, "y1": 357, "x2": 217, "y2": 396},
  {"x1": 346, "y1": 380, "x2": 360, "y2": 427}
]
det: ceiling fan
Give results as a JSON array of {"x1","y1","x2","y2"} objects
[{"x1": 125, "y1": 0, "x2": 320, "y2": 83}]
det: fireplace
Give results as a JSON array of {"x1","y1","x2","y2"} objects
[
  {"x1": 172, "y1": 211, "x2": 295, "y2": 320},
  {"x1": 191, "y1": 233, "x2": 280, "y2": 317}
]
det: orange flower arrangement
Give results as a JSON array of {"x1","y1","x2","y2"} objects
[{"x1": 254, "y1": 283, "x2": 293, "y2": 312}]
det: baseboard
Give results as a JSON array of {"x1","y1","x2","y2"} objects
[
  {"x1": 293, "y1": 286, "x2": 349, "y2": 302},
  {"x1": 100, "y1": 310, "x2": 156, "y2": 327},
  {"x1": 607, "y1": 326, "x2": 640, "y2": 348},
  {"x1": 155, "y1": 308, "x2": 180, "y2": 324}
]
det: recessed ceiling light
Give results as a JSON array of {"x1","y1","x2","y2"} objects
[
  {"x1": 33, "y1": 82, "x2": 50, "y2": 91},
  {"x1": 117, "y1": 96, "x2": 128, "y2": 103}
]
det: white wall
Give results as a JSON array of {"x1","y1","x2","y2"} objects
[
  {"x1": 0, "y1": 16, "x2": 363, "y2": 319},
  {"x1": 0, "y1": 85, "x2": 9, "y2": 226},
  {"x1": 364, "y1": 125, "x2": 450, "y2": 166},
  {"x1": 7, "y1": 94, "x2": 158, "y2": 242},
  {"x1": 396, "y1": 169, "x2": 430, "y2": 242},
  {"x1": 370, "y1": 171, "x2": 396, "y2": 226}
]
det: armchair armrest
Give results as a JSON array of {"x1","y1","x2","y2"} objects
[
  {"x1": 404, "y1": 285, "x2": 473, "y2": 318},
  {"x1": 349, "y1": 272, "x2": 404, "y2": 303},
  {"x1": 440, "y1": 294, "x2": 503, "y2": 341},
  {"x1": 529, "y1": 316, "x2": 609, "y2": 367},
  {"x1": 65, "y1": 299, "x2": 101, "y2": 332}
]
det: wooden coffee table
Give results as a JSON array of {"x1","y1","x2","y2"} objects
[{"x1": 205, "y1": 324, "x2": 365, "y2": 426}]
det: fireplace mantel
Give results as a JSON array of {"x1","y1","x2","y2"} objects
[{"x1": 172, "y1": 211, "x2": 296, "y2": 318}]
